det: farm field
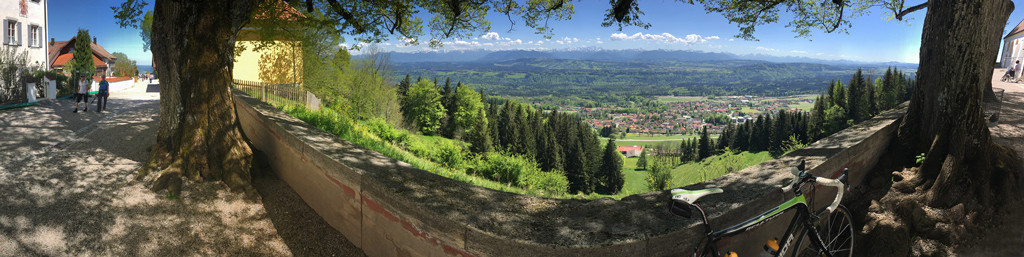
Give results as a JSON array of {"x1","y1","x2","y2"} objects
[{"x1": 618, "y1": 151, "x2": 773, "y2": 196}]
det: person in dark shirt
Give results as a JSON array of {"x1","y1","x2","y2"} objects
[{"x1": 97, "y1": 77, "x2": 109, "y2": 113}]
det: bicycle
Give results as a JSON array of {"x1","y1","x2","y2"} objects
[{"x1": 669, "y1": 160, "x2": 853, "y2": 257}]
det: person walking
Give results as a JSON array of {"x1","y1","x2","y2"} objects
[
  {"x1": 73, "y1": 75, "x2": 90, "y2": 113},
  {"x1": 97, "y1": 77, "x2": 109, "y2": 113}
]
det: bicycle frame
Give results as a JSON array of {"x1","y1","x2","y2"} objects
[{"x1": 692, "y1": 194, "x2": 835, "y2": 257}]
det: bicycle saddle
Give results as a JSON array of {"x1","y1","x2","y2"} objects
[{"x1": 671, "y1": 188, "x2": 724, "y2": 205}]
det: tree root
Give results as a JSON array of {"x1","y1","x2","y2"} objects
[
  {"x1": 855, "y1": 142, "x2": 1023, "y2": 257},
  {"x1": 150, "y1": 160, "x2": 184, "y2": 197}
]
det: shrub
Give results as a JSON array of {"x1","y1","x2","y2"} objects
[
  {"x1": 473, "y1": 152, "x2": 568, "y2": 194},
  {"x1": 432, "y1": 140, "x2": 466, "y2": 170},
  {"x1": 647, "y1": 157, "x2": 672, "y2": 191},
  {"x1": 521, "y1": 168, "x2": 569, "y2": 195},
  {"x1": 474, "y1": 153, "x2": 527, "y2": 185},
  {"x1": 365, "y1": 118, "x2": 407, "y2": 144},
  {"x1": 403, "y1": 137, "x2": 433, "y2": 159}
]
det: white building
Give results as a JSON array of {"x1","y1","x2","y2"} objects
[
  {"x1": 2, "y1": 0, "x2": 48, "y2": 69},
  {"x1": 1001, "y1": 18, "x2": 1024, "y2": 68}
]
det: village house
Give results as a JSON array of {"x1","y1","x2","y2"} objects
[
  {"x1": 2, "y1": 0, "x2": 48, "y2": 68},
  {"x1": 48, "y1": 36, "x2": 115, "y2": 76},
  {"x1": 617, "y1": 146, "x2": 644, "y2": 158}
]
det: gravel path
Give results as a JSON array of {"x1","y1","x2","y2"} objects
[{"x1": 0, "y1": 81, "x2": 362, "y2": 256}]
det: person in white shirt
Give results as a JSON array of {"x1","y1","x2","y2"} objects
[
  {"x1": 1015, "y1": 61, "x2": 1022, "y2": 81},
  {"x1": 73, "y1": 75, "x2": 90, "y2": 113}
]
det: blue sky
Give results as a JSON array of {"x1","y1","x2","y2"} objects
[{"x1": 49, "y1": 1, "x2": 1024, "y2": 65}]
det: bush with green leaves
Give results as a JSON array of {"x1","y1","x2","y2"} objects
[
  {"x1": 365, "y1": 118, "x2": 407, "y2": 144},
  {"x1": 431, "y1": 140, "x2": 466, "y2": 170},
  {"x1": 520, "y1": 168, "x2": 569, "y2": 195},
  {"x1": 647, "y1": 157, "x2": 672, "y2": 191},
  {"x1": 473, "y1": 152, "x2": 568, "y2": 194}
]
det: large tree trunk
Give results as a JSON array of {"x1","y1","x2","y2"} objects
[
  {"x1": 862, "y1": 0, "x2": 1022, "y2": 255},
  {"x1": 140, "y1": 0, "x2": 260, "y2": 196}
]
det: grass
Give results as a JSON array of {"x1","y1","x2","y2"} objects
[
  {"x1": 669, "y1": 151, "x2": 773, "y2": 187},
  {"x1": 737, "y1": 106, "x2": 762, "y2": 114},
  {"x1": 264, "y1": 98, "x2": 780, "y2": 200},
  {"x1": 620, "y1": 157, "x2": 650, "y2": 196},
  {"x1": 272, "y1": 102, "x2": 554, "y2": 198},
  {"x1": 614, "y1": 151, "x2": 771, "y2": 198},
  {"x1": 788, "y1": 101, "x2": 815, "y2": 111}
]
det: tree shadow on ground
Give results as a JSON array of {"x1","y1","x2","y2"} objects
[
  {"x1": 0, "y1": 99, "x2": 294, "y2": 256},
  {"x1": 250, "y1": 150, "x2": 365, "y2": 257}
]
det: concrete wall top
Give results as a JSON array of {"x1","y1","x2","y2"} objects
[{"x1": 234, "y1": 91, "x2": 906, "y2": 255}]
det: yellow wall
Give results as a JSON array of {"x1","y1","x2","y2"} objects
[{"x1": 233, "y1": 40, "x2": 303, "y2": 84}]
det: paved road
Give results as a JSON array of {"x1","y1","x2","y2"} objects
[{"x1": 0, "y1": 81, "x2": 362, "y2": 256}]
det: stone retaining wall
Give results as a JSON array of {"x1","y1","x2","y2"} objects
[{"x1": 233, "y1": 91, "x2": 905, "y2": 257}]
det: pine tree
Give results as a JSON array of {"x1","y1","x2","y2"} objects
[
  {"x1": 810, "y1": 93, "x2": 826, "y2": 140},
  {"x1": 440, "y1": 78, "x2": 456, "y2": 138},
  {"x1": 847, "y1": 70, "x2": 862, "y2": 122},
  {"x1": 698, "y1": 126, "x2": 712, "y2": 160},
  {"x1": 749, "y1": 115, "x2": 766, "y2": 152},
  {"x1": 597, "y1": 139, "x2": 624, "y2": 194},
  {"x1": 769, "y1": 111, "x2": 789, "y2": 156},
  {"x1": 468, "y1": 105, "x2": 492, "y2": 153},
  {"x1": 717, "y1": 124, "x2": 733, "y2": 152},
  {"x1": 70, "y1": 29, "x2": 95, "y2": 79},
  {"x1": 397, "y1": 74, "x2": 411, "y2": 98},
  {"x1": 498, "y1": 101, "x2": 519, "y2": 151},
  {"x1": 679, "y1": 139, "x2": 689, "y2": 163},
  {"x1": 637, "y1": 149, "x2": 648, "y2": 170},
  {"x1": 536, "y1": 122, "x2": 563, "y2": 171}
]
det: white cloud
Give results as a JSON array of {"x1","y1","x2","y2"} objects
[
  {"x1": 499, "y1": 39, "x2": 523, "y2": 47},
  {"x1": 756, "y1": 46, "x2": 778, "y2": 52},
  {"x1": 728, "y1": 39, "x2": 735, "y2": 42},
  {"x1": 481, "y1": 32, "x2": 507, "y2": 41},
  {"x1": 555, "y1": 36, "x2": 579, "y2": 45},
  {"x1": 609, "y1": 32, "x2": 716, "y2": 44},
  {"x1": 816, "y1": 52, "x2": 825, "y2": 56},
  {"x1": 790, "y1": 50, "x2": 807, "y2": 54}
]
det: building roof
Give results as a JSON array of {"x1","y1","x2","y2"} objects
[
  {"x1": 617, "y1": 146, "x2": 644, "y2": 152},
  {"x1": 47, "y1": 37, "x2": 117, "y2": 69},
  {"x1": 51, "y1": 53, "x2": 107, "y2": 69},
  {"x1": 1007, "y1": 18, "x2": 1024, "y2": 39}
]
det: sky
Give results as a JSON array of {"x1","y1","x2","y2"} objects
[{"x1": 47, "y1": 1, "x2": 1024, "y2": 65}]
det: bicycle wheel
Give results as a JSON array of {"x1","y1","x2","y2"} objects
[{"x1": 792, "y1": 205, "x2": 854, "y2": 257}]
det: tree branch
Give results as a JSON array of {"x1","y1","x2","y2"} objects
[
  {"x1": 323, "y1": 0, "x2": 367, "y2": 33},
  {"x1": 896, "y1": 1, "x2": 929, "y2": 21}
]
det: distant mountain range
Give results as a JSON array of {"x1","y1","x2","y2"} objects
[{"x1": 380, "y1": 49, "x2": 918, "y2": 69}]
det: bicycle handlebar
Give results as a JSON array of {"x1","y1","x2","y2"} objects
[
  {"x1": 815, "y1": 176, "x2": 845, "y2": 213},
  {"x1": 779, "y1": 161, "x2": 850, "y2": 214}
]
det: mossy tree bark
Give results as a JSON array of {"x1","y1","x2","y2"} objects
[
  {"x1": 863, "y1": 0, "x2": 1022, "y2": 255},
  {"x1": 139, "y1": 0, "x2": 260, "y2": 196}
]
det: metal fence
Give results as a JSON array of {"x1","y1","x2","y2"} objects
[{"x1": 233, "y1": 79, "x2": 320, "y2": 110}]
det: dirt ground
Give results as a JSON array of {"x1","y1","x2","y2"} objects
[{"x1": 953, "y1": 70, "x2": 1024, "y2": 256}]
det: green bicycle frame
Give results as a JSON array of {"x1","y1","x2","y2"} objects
[{"x1": 694, "y1": 194, "x2": 835, "y2": 257}]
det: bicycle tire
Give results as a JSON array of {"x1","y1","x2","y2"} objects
[{"x1": 791, "y1": 205, "x2": 854, "y2": 257}]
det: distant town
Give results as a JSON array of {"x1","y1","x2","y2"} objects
[{"x1": 568, "y1": 95, "x2": 816, "y2": 135}]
